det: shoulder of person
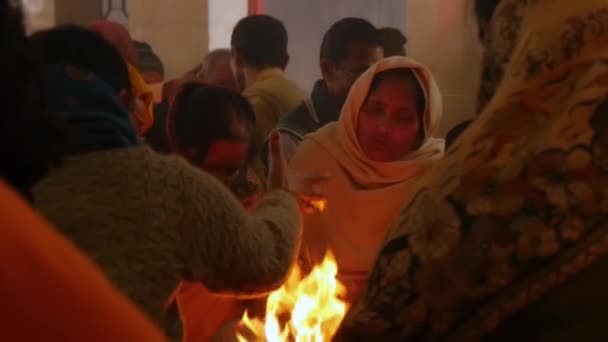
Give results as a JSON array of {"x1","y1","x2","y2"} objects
[{"x1": 243, "y1": 91, "x2": 279, "y2": 117}]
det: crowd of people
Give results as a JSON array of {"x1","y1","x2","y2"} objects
[{"x1": 1, "y1": 0, "x2": 608, "y2": 341}]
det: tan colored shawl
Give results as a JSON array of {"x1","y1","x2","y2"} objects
[
  {"x1": 341, "y1": 0, "x2": 608, "y2": 340},
  {"x1": 290, "y1": 57, "x2": 444, "y2": 301}
]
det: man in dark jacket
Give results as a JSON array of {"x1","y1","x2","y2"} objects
[{"x1": 274, "y1": 18, "x2": 383, "y2": 160}]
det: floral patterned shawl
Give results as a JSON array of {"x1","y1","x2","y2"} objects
[{"x1": 339, "y1": 0, "x2": 608, "y2": 340}]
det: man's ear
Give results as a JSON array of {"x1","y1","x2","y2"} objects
[
  {"x1": 281, "y1": 54, "x2": 290, "y2": 71},
  {"x1": 231, "y1": 48, "x2": 244, "y2": 68}
]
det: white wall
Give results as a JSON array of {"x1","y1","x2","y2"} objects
[{"x1": 208, "y1": 0, "x2": 247, "y2": 50}]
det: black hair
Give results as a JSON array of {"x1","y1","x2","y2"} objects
[
  {"x1": 167, "y1": 83, "x2": 256, "y2": 163},
  {"x1": 320, "y1": 18, "x2": 381, "y2": 64},
  {"x1": 474, "y1": 0, "x2": 502, "y2": 24},
  {"x1": 30, "y1": 25, "x2": 133, "y2": 107},
  {"x1": 378, "y1": 27, "x2": 407, "y2": 57},
  {"x1": 445, "y1": 119, "x2": 473, "y2": 148},
  {"x1": 231, "y1": 15, "x2": 289, "y2": 68},
  {"x1": 0, "y1": 1, "x2": 67, "y2": 200},
  {"x1": 368, "y1": 68, "x2": 427, "y2": 148}
]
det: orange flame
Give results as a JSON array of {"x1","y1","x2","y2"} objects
[{"x1": 237, "y1": 252, "x2": 348, "y2": 342}]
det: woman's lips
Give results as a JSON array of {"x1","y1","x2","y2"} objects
[{"x1": 369, "y1": 139, "x2": 388, "y2": 151}]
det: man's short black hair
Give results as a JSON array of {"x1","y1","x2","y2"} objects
[
  {"x1": 31, "y1": 25, "x2": 133, "y2": 104},
  {"x1": 320, "y1": 18, "x2": 381, "y2": 64},
  {"x1": 231, "y1": 15, "x2": 289, "y2": 68}
]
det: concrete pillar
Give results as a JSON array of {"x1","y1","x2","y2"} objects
[{"x1": 128, "y1": 0, "x2": 209, "y2": 80}]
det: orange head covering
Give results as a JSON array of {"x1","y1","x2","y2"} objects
[{"x1": 127, "y1": 64, "x2": 154, "y2": 134}]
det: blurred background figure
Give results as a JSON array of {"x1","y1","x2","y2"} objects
[
  {"x1": 197, "y1": 48, "x2": 239, "y2": 91},
  {"x1": 145, "y1": 48, "x2": 240, "y2": 153},
  {"x1": 230, "y1": 14, "x2": 306, "y2": 160},
  {"x1": 378, "y1": 27, "x2": 407, "y2": 57},
  {"x1": 87, "y1": 19, "x2": 139, "y2": 67}
]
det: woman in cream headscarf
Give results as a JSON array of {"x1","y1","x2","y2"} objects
[
  {"x1": 339, "y1": 0, "x2": 608, "y2": 341},
  {"x1": 290, "y1": 56, "x2": 445, "y2": 302}
]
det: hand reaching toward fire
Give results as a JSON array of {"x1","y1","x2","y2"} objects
[{"x1": 267, "y1": 132, "x2": 329, "y2": 214}]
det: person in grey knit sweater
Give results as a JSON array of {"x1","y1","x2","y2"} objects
[{"x1": 31, "y1": 26, "x2": 321, "y2": 337}]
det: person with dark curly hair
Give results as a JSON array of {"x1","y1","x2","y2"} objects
[{"x1": 271, "y1": 18, "x2": 383, "y2": 162}]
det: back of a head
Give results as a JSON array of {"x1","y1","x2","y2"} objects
[
  {"x1": 88, "y1": 20, "x2": 139, "y2": 67},
  {"x1": 200, "y1": 49, "x2": 231, "y2": 77},
  {"x1": 0, "y1": 1, "x2": 66, "y2": 199},
  {"x1": 167, "y1": 83, "x2": 255, "y2": 161},
  {"x1": 31, "y1": 25, "x2": 133, "y2": 105},
  {"x1": 320, "y1": 18, "x2": 381, "y2": 64},
  {"x1": 378, "y1": 27, "x2": 407, "y2": 57},
  {"x1": 231, "y1": 15, "x2": 288, "y2": 68}
]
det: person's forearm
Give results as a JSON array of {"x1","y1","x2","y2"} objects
[{"x1": 183, "y1": 180, "x2": 300, "y2": 296}]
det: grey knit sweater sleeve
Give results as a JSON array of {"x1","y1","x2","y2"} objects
[{"x1": 174, "y1": 158, "x2": 301, "y2": 296}]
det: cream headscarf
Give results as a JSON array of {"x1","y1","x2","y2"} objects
[
  {"x1": 291, "y1": 56, "x2": 444, "y2": 302},
  {"x1": 310, "y1": 56, "x2": 445, "y2": 188}
]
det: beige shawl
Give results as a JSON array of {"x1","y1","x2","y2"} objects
[{"x1": 290, "y1": 57, "x2": 444, "y2": 301}]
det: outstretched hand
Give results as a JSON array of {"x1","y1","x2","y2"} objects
[{"x1": 267, "y1": 132, "x2": 329, "y2": 214}]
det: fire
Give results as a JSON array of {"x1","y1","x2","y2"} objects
[{"x1": 237, "y1": 252, "x2": 349, "y2": 342}]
